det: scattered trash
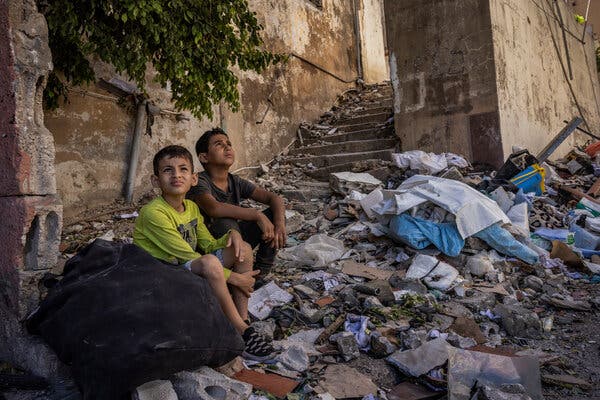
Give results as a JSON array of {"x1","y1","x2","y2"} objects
[
  {"x1": 248, "y1": 281, "x2": 294, "y2": 320},
  {"x1": 278, "y1": 234, "x2": 346, "y2": 267},
  {"x1": 315, "y1": 364, "x2": 378, "y2": 399}
]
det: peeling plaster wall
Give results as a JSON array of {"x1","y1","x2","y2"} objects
[
  {"x1": 359, "y1": 0, "x2": 390, "y2": 83},
  {"x1": 384, "y1": 0, "x2": 502, "y2": 167},
  {"x1": 490, "y1": 0, "x2": 600, "y2": 159},
  {"x1": 47, "y1": 0, "x2": 376, "y2": 218}
]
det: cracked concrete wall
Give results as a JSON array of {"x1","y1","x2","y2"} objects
[
  {"x1": 385, "y1": 0, "x2": 600, "y2": 167},
  {"x1": 490, "y1": 0, "x2": 600, "y2": 159},
  {"x1": 0, "y1": 0, "x2": 65, "y2": 380},
  {"x1": 384, "y1": 0, "x2": 502, "y2": 167},
  {"x1": 45, "y1": 0, "x2": 387, "y2": 219}
]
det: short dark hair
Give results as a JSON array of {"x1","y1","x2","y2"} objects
[
  {"x1": 195, "y1": 127, "x2": 228, "y2": 156},
  {"x1": 152, "y1": 145, "x2": 194, "y2": 175}
]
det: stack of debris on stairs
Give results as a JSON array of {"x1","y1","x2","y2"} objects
[{"x1": 287, "y1": 83, "x2": 398, "y2": 181}]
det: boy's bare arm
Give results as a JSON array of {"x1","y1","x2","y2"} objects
[
  {"x1": 250, "y1": 187, "x2": 287, "y2": 249},
  {"x1": 191, "y1": 192, "x2": 263, "y2": 221}
]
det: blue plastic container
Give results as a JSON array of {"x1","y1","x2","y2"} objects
[{"x1": 509, "y1": 164, "x2": 545, "y2": 195}]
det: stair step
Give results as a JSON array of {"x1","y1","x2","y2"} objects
[
  {"x1": 285, "y1": 149, "x2": 395, "y2": 168},
  {"x1": 289, "y1": 138, "x2": 397, "y2": 157},
  {"x1": 335, "y1": 121, "x2": 389, "y2": 133},
  {"x1": 337, "y1": 111, "x2": 392, "y2": 125},
  {"x1": 302, "y1": 126, "x2": 394, "y2": 145},
  {"x1": 306, "y1": 159, "x2": 392, "y2": 181}
]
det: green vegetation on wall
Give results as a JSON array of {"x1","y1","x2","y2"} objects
[{"x1": 38, "y1": 0, "x2": 283, "y2": 118}]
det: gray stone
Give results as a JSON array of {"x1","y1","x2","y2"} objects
[
  {"x1": 171, "y1": 368, "x2": 251, "y2": 400},
  {"x1": 387, "y1": 338, "x2": 450, "y2": 377},
  {"x1": 475, "y1": 384, "x2": 533, "y2": 400},
  {"x1": 363, "y1": 295, "x2": 383, "y2": 310},
  {"x1": 294, "y1": 284, "x2": 320, "y2": 299},
  {"x1": 331, "y1": 331, "x2": 359, "y2": 361},
  {"x1": 446, "y1": 333, "x2": 477, "y2": 349},
  {"x1": 399, "y1": 330, "x2": 424, "y2": 349},
  {"x1": 370, "y1": 331, "x2": 398, "y2": 357},
  {"x1": 523, "y1": 275, "x2": 544, "y2": 292},
  {"x1": 457, "y1": 291, "x2": 497, "y2": 312},
  {"x1": 133, "y1": 380, "x2": 178, "y2": 400},
  {"x1": 494, "y1": 304, "x2": 541, "y2": 338},
  {"x1": 480, "y1": 321, "x2": 501, "y2": 337},
  {"x1": 389, "y1": 279, "x2": 428, "y2": 295}
]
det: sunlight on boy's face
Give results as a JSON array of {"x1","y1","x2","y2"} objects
[
  {"x1": 206, "y1": 134, "x2": 235, "y2": 166},
  {"x1": 153, "y1": 156, "x2": 197, "y2": 196}
]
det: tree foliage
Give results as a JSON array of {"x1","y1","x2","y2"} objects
[{"x1": 38, "y1": 0, "x2": 283, "y2": 118}]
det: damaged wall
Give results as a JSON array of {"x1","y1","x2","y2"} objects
[
  {"x1": 384, "y1": 0, "x2": 600, "y2": 167},
  {"x1": 45, "y1": 0, "x2": 389, "y2": 219},
  {"x1": 490, "y1": 0, "x2": 600, "y2": 159},
  {"x1": 0, "y1": 0, "x2": 65, "y2": 379},
  {"x1": 383, "y1": 0, "x2": 503, "y2": 167}
]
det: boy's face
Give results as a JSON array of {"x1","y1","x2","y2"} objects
[
  {"x1": 199, "y1": 133, "x2": 235, "y2": 168},
  {"x1": 151, "y1": 156, "x2": 197, "y2": 197}
]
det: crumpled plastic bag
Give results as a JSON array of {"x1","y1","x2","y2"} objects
[
  {"x1": 405, "y1": 254, "x2": 460, "y2": 292},
  {"x1": 278, "y1": 234, "x2": 346, "y2": 267},
  {"x1": 389, "y1": 214, "x2": 464, "y2": 257},
  {"x1": 344, "y1": 314, "x2": 371, "y2": 351},
  {"x1": 474, "y1": 223, "x2": 539, "y2": 265}
]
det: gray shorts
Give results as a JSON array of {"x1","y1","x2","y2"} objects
[{"x1": 182, "y1": 249, "x2": 224, "y2": 272}]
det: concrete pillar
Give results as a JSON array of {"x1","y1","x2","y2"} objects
[{"x1": 0, "y1": 0, "x2": 64, "y2": 379}]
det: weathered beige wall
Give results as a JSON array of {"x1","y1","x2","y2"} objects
[
  {"x1": 47, "y1": 0, "x2": 386, "y2": 219},
  {"x1": 359, "y1": 0, "x2": 390, "y2": 83},
  {"x1": 384, "y1": 0, "x2": 503, "y2": 167},
  {"x1": 490, "y1": 0, "x2": 600, "y2": 159}
]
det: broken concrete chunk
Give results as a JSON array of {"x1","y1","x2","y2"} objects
[
  {"x1": 370, "y1": 331, "x2": 398, "y2": 357},
  {"x1": 285, "y1": 210, "x2": 305, "y2": 234},
  {"x1": 293, "y1": 284, "x2": 320, "y2": 299},
  {"x1": 171, "y1": 368, "x2": 252, "y2": 400},
  {"x1": 466, "y1": 254, "x2": 495, "y2": 277},
  {"x1": 449, "y1": 316, "x2": 487, "y2": 344},
  {"x1": 541, "y1": 374, "x2": 592, "y2": 390},
  {"x1": 331, "y1": 331, "x2": 360, "y2": 361},
  {"x1": 133, "y1": 380, "x2": 178, "y2": 400},
  {"x1": 315, "y1": 364, "x2": 378, "y2": 399},
  {"x1": 387, "y1": 337, "x2": 451, "y2": 377},
  {"x1": 493, "y1": 304, "x2": 541, "y2": 339},
  {"x1": 275, "y1": 344, "x2": 310, "y2": 373},
  {"x1": 447, "y1": 347, "x2": 542, "y2": 400},
  {"x1": 330, "y1": 172, "x2": 382, "y2": 195}
]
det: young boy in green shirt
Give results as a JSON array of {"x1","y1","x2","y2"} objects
[{"x1": 133, "y1": 145, "x2": 275, "y2": 360}]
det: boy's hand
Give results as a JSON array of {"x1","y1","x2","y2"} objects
[
  {"x1": 256, "y1": 212, "x2": 275, "y2": 242},
  {"x1": 272, "y1": 223, "x2": 287, "y2": 249},
  {"x1": 226, "y1": 230, "x2": 245, "y2": 261},
  {"x1": 228, "y1": 270, "x2": 260, "y2": 297}
]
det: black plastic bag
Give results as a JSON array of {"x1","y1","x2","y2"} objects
[{"x1": 27, "y1": 239, "x2": 243, "y2": 400}]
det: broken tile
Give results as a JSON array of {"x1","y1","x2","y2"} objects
[
  {"x1": 387, "y1": 338, "x2": 451, "y2": 377},
  {"x1": 233, "y1": 368, "x2": 299, "y2": 398}
]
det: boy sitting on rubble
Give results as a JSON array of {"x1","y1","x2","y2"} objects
[
  {"x1": 133, "y1": 145, "x2": 275, "y2": 360},
  {"x1": 187, "y1": 128, "x2": 287, "y2": 286}
]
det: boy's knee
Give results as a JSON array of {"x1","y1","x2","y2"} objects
[{"x1": 192, "y1": 255, "x2": 224, "y2": 280}]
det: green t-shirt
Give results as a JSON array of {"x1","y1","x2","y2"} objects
[{"x1": 133, "y1": 196, "x2": 231, "y2": 277}]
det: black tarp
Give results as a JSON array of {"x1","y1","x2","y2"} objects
[{"x1": 27, "y1": 239, "x2": 243, "y2": 400}]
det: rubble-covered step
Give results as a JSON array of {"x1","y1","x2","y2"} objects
[
  {"x1": 335, "y1": 121, "x2": 390, "y2": 133},
  {"x1": 305, "y1": 159, "x2": 391, "y2": 181},
  {"x1": 302, "y1": 126, "x2": 394, "y2": 145},
  {"x1": 285, "y1": 149, "x2": 394, "y2": 168},
  {"x1": 288, "y1": 138, "x2": 397, "y2": 157},
  {"x1": 358, "y1": 100, "x2": 393, "y2": 110},
  {"x1": 337, "y1": 112, "x2": 392, "y2": 125}
]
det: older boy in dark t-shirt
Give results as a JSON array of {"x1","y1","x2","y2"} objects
[{"x1": 187, "y1": 128, "x2": 286, "y2": 284}]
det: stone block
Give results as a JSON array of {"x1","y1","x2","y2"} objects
[
  {"x1": 0, "y1": 195, "x2": 62, "y2": 316},
  {"x1": 171, "y1": 368, "x2": 252, "y2": 400}
]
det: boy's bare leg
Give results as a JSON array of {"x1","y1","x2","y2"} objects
[
  {"x1": 190, "y1": 254, "x2": 248, "y2": 334},
  {"x1": 222, "y1": 242, "x2": 254, "y2": 320}
]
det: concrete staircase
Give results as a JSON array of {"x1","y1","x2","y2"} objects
[{"x1": 285, "y1": 83, "x2": 398, "y2": 181}]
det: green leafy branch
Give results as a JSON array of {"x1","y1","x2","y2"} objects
[{"x1": 38, "y1": 0, "x2": 284, "y2": 118}]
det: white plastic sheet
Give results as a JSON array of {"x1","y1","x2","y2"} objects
[
  {"x1": 372, "y1": 175, "x2": 510, "y2": 239},
  {"x1": 392, "y1": 151, "x2": 470, "y2": 174}
]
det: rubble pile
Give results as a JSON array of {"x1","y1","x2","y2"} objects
[{"x1": 7, "y1": 86, "x2": 600, "y2": 400}]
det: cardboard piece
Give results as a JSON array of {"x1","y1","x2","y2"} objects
[{"x1": 341, "y1": 260, "x2": 394, "y2": 281}]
